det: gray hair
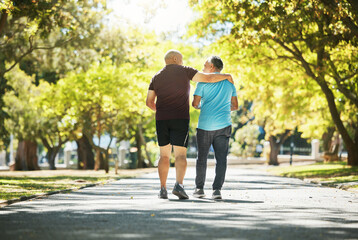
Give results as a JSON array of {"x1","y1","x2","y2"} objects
[{"x1": 207, "y1": 56, "x2": 223, "y2": 71}]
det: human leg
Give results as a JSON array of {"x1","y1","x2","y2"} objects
[
  {"x1": 158, "y1": 144, "x2": 172, "y2": 189},
  {"x1": 173, "y1": 145, "x2": 187, "y2": 184},
  {"x1": 195, "y1": 128, "x2": 213, "y2": 189},
  {"x1": 172, "y1": 145, "x2": 189, "y2": 199},
  {"x1": 212, "y1": 126, "x2": 231, "y2": 190}
]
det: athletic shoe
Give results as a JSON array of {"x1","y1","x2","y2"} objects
[
  {"x1": 158, "y1": 187, "x2": 168, "y2": 199},
  {"x1": 212, "y1": 189, "x2": 222, "y2": 200},
  {"x1": 172, "y1": 183, "x2": 189, "y2": 199},
  {"x1": 193, "y1": 188, "x2": 205, "y2": 198}
]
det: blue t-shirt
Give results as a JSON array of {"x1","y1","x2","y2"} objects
[{"x1": 194, "y1": 79, "x2": 237, "y2": 131}]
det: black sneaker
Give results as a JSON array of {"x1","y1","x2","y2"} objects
[
  {"x1": 158, "y1": 187, "x2": 168, "y2": 199},
  {"x1": 212, "y1": 189, "x2": 222, "y2": 200},
  {"x1": 172, "y1": 183, "x2": 189, "y2": 199},
  {"x1": 193, "y1": 188, "x2": 205, "y2": 198}
]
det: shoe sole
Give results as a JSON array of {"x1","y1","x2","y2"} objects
[
  {"x1": 158, "y1": 195, "x2": 168, "y2": 199},
  {"x1": 212, "y1": 195, "x2": 222, "y2": 200},
  {"x1": 193, "y1": 194, "x2": 205, "y2": 198},
  {"x1": 172, "y1": 190, "x2": 189, "y2": 199}
]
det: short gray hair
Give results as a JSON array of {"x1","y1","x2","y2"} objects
[{"x1": 207, "y1": 56, "x2": 223, "y2": 71}]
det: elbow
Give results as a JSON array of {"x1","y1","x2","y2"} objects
[
  {"x1": 231, "y1": 105, "x2": 239, "y2": 111},
  {"x1": 146, "y1": 100, "x2": 153, "y2": 109}
]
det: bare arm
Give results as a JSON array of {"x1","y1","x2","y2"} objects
[
  {"x1": 231, "y1": 96, "x2": 238, "y2": 111},
  {"x1": 192, "y1": 72, "x2": 234, "y2": 85},
  {"x1": 192, "y1": 95, "x2": 202, "y2": 109},
  {"x1": 146, "y1": 90, "x2": 157, "y2": 111}
]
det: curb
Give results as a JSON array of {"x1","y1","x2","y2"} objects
[
  {"x1": 0, "y1": 180, "x2": 115, "y2": 208},
  {"x1": 303, "y1": 179, "x2": 358, "y2": 191}
]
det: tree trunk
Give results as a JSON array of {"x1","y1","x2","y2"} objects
[
  {"x1": 76, "y1": 135, "x2": 94, "y2": 169},
  {"x1": 347, "y1": 146, "x2": 358, "y2": 166},
  {"x1": 104, "y1": 152, "x2": 109, "y2": 174},
  {"x1": 46, "y1": 147, "x2": 61, "y2": 170},
  {"x1": 268, "y1": 130, "x2": 291, "y2": 166},
  {"x1": 94, "y1": 149, "x2": 105, "y2": 170},
  {"x1": 13, "y1": 140, "x2": 39, "y2": 171},
  {"x1": 317, "y1": 78, "x2": 358, "y2": 166},
  {"x1": 135, "y1": 126, "x2": 145, "y2": 168},
  {"x1": 322, "y1": 127, "x2": 335, "y2": 152},
  {"x1": 268, "y1": 137, "x2": 280, "y2": 166}
]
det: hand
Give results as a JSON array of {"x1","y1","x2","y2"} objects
[{"x1": 226, "y1": 74, "x2": 234, "y2": 85}]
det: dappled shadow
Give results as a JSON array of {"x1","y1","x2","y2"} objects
[
  {"x1": 0, "y1": 167, "x2": 357, "y2": 240},
  {"x1": 1, "y1": 203, "x2": 358, "y2": 240}
]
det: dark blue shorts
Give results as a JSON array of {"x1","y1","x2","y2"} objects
[{"x1": 156, "y1": 119, "x2": 189, "y2": 147}]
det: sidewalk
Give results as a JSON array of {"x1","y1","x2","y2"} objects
[{"x1": 0, "y1": 166, "x2": 357, "y2": 240}]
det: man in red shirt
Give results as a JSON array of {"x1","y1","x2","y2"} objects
[{"x1": 146, "y1": 50, "x2": 234, "y2": 199}]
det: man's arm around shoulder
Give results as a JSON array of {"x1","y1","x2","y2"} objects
[{"x1": 192, "y1": 72, "x2": 234, "y2": 85}]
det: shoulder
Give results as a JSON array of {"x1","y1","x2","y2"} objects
[
  {"x1": 151, "y1": 67, "x2": 166, "y2": 81},
  {"x1": 196, "y1": 82, "x2": 208, "y2": 88},
  {"x1": 182, "y1": 65, "x2": 198, "y2": 74}
]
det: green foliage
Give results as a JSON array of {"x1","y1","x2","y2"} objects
[
  {"x1": 189, "y1": 0, "x2": 358, "y2": 162},
  {"x1": 4, "y1": 64, "x2": 41, "y2": 141},
  {"x1": 231, "y1": 124, "x2": 260, "y2": 157}
]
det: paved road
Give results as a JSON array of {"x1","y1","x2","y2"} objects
[{"x1": 0, "y1": 166, "x2": 357, "y2": 240}]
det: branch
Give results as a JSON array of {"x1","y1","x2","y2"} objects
[
  {"x1": 0, "y1": 10, "x2": 8, "y2": 36},
  {"x1": 41, "y1": 136, "x2": 52, "y2": 150},
  {"x1": 83, "y1": 128, "x2": 107, "y2": 153},
  {"x1": 327, "y1": 56, "x2": 358, "y2": 107},
  {"x1": 275, "y1": 39, "x2": 317, "y2": 80},
  {"x1": 4, "y1": 37, "x2": 73, "y2": 74},
  {"x1": 106, "y1": 135, "x2": 113, "y2": 152}
]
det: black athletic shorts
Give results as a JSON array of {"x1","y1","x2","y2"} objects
[{"x1": 156, "y1": 119, "x2": 189, "y2": 147}]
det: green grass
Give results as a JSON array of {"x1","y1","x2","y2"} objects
[
  {"x1": 268, "y1": 162, "x2": 358, "y2": 188},
  {"x1": 0, "y1": 168, "x2": 157, "y2": 202},
  {"x1": 0, "y1": 175, "x2": 119, "y2": 201}
]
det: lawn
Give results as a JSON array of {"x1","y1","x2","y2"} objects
[
  {"x1": 0, "y1": 168, "x2": 156, "y2": 201},
  {"x1": 267, "y1": 161, "x2": 358, "y2": 189}
]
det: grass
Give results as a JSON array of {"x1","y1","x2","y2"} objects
[
  {"x1": 0, "y1": 168, "x2": 156, "y2": 201},
  {"x1": 267, "y1": 161, "x2": 358, "y2": 189}
]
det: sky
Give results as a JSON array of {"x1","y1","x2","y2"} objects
[{"x1": 106, "y1": 0, "x2": 196, "y2": 38}]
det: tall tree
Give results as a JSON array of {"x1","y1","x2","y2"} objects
[
  {"x1": 189, "y1": 0, "x2": 358, "y2": 166},
  {"x1": 0, "y1": 0, "x2": 107, "y2": 147},
  {"x1": 3, "y1": 64, "x2": 41, "y2": 170}
]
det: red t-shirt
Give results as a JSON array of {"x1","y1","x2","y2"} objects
[{"x1": 149, "y1": 64, "x2": 198, "y2": 120}]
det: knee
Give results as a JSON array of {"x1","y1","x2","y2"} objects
[
  {"x1": 159, "y1": 156, "x2": 170, "y2": 163},
  {"x1": 175, "y1": 155, "x2": 186, "y2": 163}
]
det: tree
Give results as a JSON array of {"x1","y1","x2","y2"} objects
[
  {"x1": 3, "y1": 64, "x2": 41, "y2": 170},
  {"x1": 0, "y1": 0, "x2": 107, "y2": 147},
  {"x1": 36, "y1": 81, "x2": 72, "y2": 170},
  {"x1": 189, "y1": 0, "x2": 358, "y2": 166}
]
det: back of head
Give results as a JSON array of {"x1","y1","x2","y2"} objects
[
  {"x1": 207, "y1": 56, "x2": 224, "y2": 72},
  {"x1": 164, "y1": 49, "x2": 183, "y2": 65}
]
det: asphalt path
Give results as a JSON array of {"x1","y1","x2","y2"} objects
[{"x1": 0, "y1": 165, "x2": 357, "y2": 240}]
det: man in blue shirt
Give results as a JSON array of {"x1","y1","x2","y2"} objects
[{"x1": 192, "y1": 56, "x2": 238, "y2": 199}]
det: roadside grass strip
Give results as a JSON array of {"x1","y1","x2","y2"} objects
[
  {"x1": 267, "y1": 162, "x2": 358, "y2": 189},
  {"x1": 0, "y1": 168, "x2": 157, "y2": 204},
  {"x1": 0, "y1": 176, "x2": 117, "y2": 201}
]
